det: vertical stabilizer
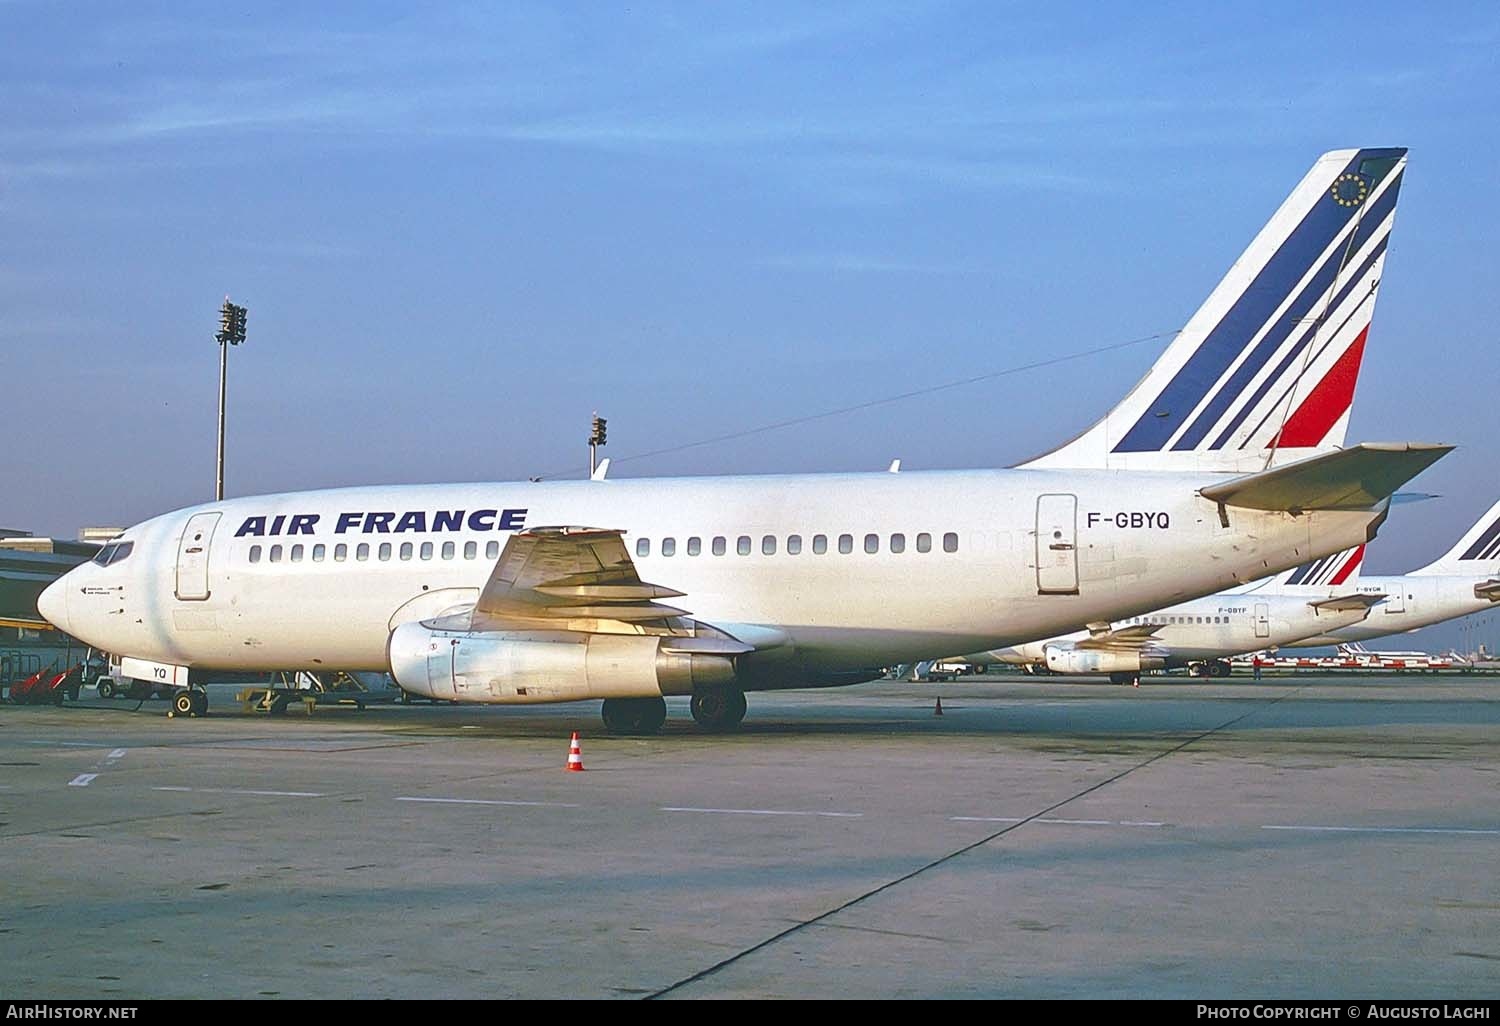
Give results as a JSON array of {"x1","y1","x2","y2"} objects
[{"x1": 1022, "y1": 148, "x2": 1407, "y2": 473}]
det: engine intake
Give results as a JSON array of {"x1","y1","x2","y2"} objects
[{"x1": 388, "y1": 622, "x2": 738, "y2": 703}]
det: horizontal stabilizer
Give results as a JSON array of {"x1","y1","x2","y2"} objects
[
  {"x1": 1308, "y1": 593, "x2": 1385, "y2": 613},
  {"x1": 1198, "y1": 443, "x2": 1451, "y2": 512}
]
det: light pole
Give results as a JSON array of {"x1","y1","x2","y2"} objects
[
  {"x1": 215, "y1": 298, "x2": 248, "y2": 501},
  {"x1": 588, "y1": 412, "x2": 607, "y2": 477}
]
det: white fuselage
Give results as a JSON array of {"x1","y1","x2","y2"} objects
[
  {"x1": 1289, "y1": 574, "x2": 1500, "y2": 647},
  {"x1": 43, "y1": 468, "x2": 1382, "y2": 689},
  {"x1": 984, "y1": 589, "x2": 1373, "y2": 670}
]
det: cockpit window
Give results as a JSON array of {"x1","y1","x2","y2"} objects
[{"x1": 91, "y1": 541, "x2": 134, "y2": 566}]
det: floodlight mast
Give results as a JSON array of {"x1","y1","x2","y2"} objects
[
  {"x1": 588, "y1": 413, "x2": 607, "y2": 477},
  {"x1": 215, "y1": 298, "x2": 248, "y2": 502}
]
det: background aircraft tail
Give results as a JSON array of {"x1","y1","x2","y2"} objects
[
  {"x1": 1410, "y1": 496, "x2": 1500, "y2": 576},
  {"x1": 1022, "y1": 147, "x2": 1406, "y2": 473},
  {"x1": 1267, "y1": 545, "x2": 1365, "y2": 593}
]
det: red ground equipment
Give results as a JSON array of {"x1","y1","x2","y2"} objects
[{"x1": 9, "y1": 663, "x2": 83, "y2": 705}]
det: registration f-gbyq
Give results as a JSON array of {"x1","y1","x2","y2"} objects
[{"x1": 41, "y1": 148, "x2": 1448, "y2": 731}]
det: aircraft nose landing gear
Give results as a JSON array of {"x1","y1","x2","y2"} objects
[
  {"x1": 170, "y1": 688, "x2": 208, "y2": 717},
  {"x1": 690, "y1": 687, "x2": 747, "y2": 731}
]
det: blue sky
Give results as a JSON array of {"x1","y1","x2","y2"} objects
[{"x1": 4, "y1": 3, "x2": 1498, "y2": 650}]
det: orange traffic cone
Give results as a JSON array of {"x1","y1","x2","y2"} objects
[
  {"x1": 566, "y1": 731, "x2": 586, "y2": 772},
  {"x1": 934, "y1": 697, "x2": 944, "y2": 717}
]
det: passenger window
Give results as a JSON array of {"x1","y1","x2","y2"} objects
[
  {"x1": 486, "y1": 541, "x2": 499, "y2": 559},
  {"x1": 737, "y1": 536, "x2": 751, "y2": 556},
  {"x1": 249, "y1": 545, "x2": 262, "y2": 564},
  {"x1": 712, "y1": 536, "x2": 726, "y2": 556},
  {"x1": 379, "y1": 543, "x2": 392, "y2": 561},
  {"x1": 787, "y1": 535, "x2": 802, "y2": 555},
  {"x1": 916, "y1": 533, "x2": 932, "y2": 553},
  {"x1": 442, "y1": 541, "x2": 455, "y2": 560},
  {"x1": 400, "y1": 542, "x2": 414, "y2": 561},
  {"x1": 356, "y1": 544, "x2": 370, "y2": 561},
  {"x1": 334, "y1": 544, "x2": 347, "y2": 562},
  {"x1": 420, "y1": 542, "x2": 433, "y2": 560},
  {"x1": 464, "y1": 541, "x2": 477, "y2": 560},
  {"x1": 637, "y1": 538, "x2": 650, "y2": 558},
  {"x1": 662, "y1": 537, "x2": 676, "y2": 557},
  {"x1": 270, "y1": 544, "x2": 283, "y2": 563},
  {"x1": 290, "y1": 544, "x2": 304, "y2": 562},
  {"x1": 864, "y1": 533, "x2": 879, "y2": 554},
  {"x1": 812, "y1": 534, "x2": 827, "y2": 554},
  {"x1": 687, "y1": 536, "x2": 701, "y2": 556},
  {"x1": 943, "y1": 532, "x2": 958, "y2": 553},
  {"x1": 890, "y1": 533, "x2": 905, "y2": 553},
  {"x1": 312, "y1": 544, "x2": 326, "y2": 562},
  {"x1": 838, "y1": 534, "x2": 853, "y2": 554},
  {"x1": 762, "y1": 535, "x2": 777, "y2": 555}
]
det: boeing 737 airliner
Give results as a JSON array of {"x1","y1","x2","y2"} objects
[{"x1": 39, "y1": 148, "x2": 1448, "y2": 732}]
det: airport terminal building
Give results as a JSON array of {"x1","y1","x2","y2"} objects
[{"x1": 0, "y1": 528, "x2": 112, "y2": 687}]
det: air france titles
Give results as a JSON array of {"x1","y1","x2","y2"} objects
[{"x1": 234, "y1": 509, "x2": 528, "y2": 538}]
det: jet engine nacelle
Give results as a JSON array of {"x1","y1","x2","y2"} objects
[
  {"x1": 387, "y1": 621, "x2": 738, "y2": 703},
  {"x1": 1043, "y1": 645, "x2": 1165, "y2": 676}
]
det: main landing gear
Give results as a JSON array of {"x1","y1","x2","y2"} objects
[
  {"x1": 170, "y1": 688, "x2": 208, "y2": 717},
  {"x1": 598, "y1": 687, "x2": 750, "y2": 735},
  {"x1": 690, "y1": 687, "x2": 747, "y2": 732},
  {"x1": 600, "y1": 696, "x2": 667, "y2": 736}
]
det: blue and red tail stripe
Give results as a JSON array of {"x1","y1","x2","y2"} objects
[
  {"x1": 1111, "y1": 149, "x2": 1404, "y2": 454},
  {"x1": 1460, "y1": 516, "x2": 1500, "y2": 562},
  {"x1": 1285, "y1": 545, "x2": 1364, "y2": 586},
  {"x1": 1216, "y1": 233, "x2": 1389, "y2": 450}
]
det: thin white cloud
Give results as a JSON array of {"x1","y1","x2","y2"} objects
[{"x1": 760, "y1": 252, "x2": 1004, "y2": 276}]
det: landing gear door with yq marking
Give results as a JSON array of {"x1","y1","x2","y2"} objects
[
  {"x1": 175, "y1": 512, "x2": 221, "y2": 601},
  {"x1": 1035, "y1": 494, "x2": 1079, "y2": 595}
]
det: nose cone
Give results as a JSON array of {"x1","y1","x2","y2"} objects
[{"x1": 37, "y1": 577, "x2": 70, "y2": 634}]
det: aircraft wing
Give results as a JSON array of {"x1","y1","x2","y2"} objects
[
  {"x1": 474, "y1": 527, "x2": 689, "y2": 623},
  {"x1": 1072, "y1": 622, "x2": 1163, "y2": 652},
  {"x1": 1307, "y1": 593, "x2": 1385, "y2": 613},
  {"x1": 1199, "y1": 443, "x2": 1452, "y2": 512}
]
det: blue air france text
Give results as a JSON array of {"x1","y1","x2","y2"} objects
[{"x1": 234, "y1": 509, "x2": 529, "y2": 538}]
